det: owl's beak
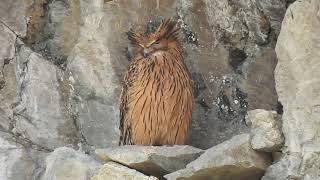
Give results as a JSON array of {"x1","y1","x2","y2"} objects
[{"x1": 143, "y1": 48, "x2": 150, "y2": 58}]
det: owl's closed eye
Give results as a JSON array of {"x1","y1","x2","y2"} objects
[{"x1": 126, "y1": 19, "x2": 180, "y2": 59}]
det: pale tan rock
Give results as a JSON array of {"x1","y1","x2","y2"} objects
[
  {"x1": 91, "y1": 162, "x2": 158, "y2": 180},
  {"x1": 246, "y1": 109, "x2": 284, "y2": 152},
  {"x1": 165, "y1": 134, "x2": 271, "y2": 180},
  {"x1": 0, "y1": 0, "x2": 30, "y2": 36},
  {"x1": 0, "y1": 23, "x2": 17, "y2": 130},
  {"x1": 14, "y1": 45, "x2": 78, "y2": 149},
  {"x1": 264, "y1": 0, "x2": 320, "y2": 179},
  {"x1": 42, "y1": 147, "x2": 101, "y2": 180},
  {"x1": 95, "y1": 145, "x2": 204, "y2": 177},
  {"x1": 0, "y1": 132, "x2": 37, "y2": 180}
]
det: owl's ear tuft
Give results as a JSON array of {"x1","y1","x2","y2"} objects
[
  {"x1": 126, "y1": 30, "x2": 142, "y2": 44},
  {"x1": 156, "y1": 18, "x2": 180, "y2": 40}
]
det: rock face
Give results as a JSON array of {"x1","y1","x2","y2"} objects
[
  {"x1": 13, "y1": 44, "x2": 78, "y2": 150},
  {"x1": 176, "y1": 0, "x2": 285, "y2": 148},
  {"x1": 246, "y1": 109, "x2": 284, "y2": 152},
  {"x1": 0, "y1": 132, "x2": 40, "y2": 180},
  {"x1": 41, "y1": 147, "x2": 101, "y2": 180},
  {"x1": 263, "y1": 0, "x2": 320, "y2": 179},
  {"x1": 64, "y1": 0, "x2": 122, "y2": 148},
  {"x1": 91, "y1": 162, "x2": 158, "y2": 180},
  {"x1": 95, "y1": 145, "x2": 204, "y2": 177},
  {"x1": 165, "y1": 134, "x2": 271, "y2": 180},
  {"x1": 0, "y1": 23, "x2": 17, "y2": 130},
  {"x1": 0, "y1": 23, "x2": 16, "y2": 70},
  {"x1": 0, "y1": 0, "x2": 31, "y2": 37},
  {"x1": 2, "y1": 0, "x2": 320, "y2": 179},
  {"x1": 18, "y1": 0, "x2": 286, "y2": 149}
]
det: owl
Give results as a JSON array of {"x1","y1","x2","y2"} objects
[{"x1": 119, "y1": 19, "x2": 193, "y2": 145}]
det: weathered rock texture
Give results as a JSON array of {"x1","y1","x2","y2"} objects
[
  {"x1": 13, "y1": 44, "x2": 78, "y2": 150},
  {"x1": 246, "y1": 109, "x2": 284, "y2": 152},
  {"x1": 41, "y1": 147, "x2": 101, "y2": 180},
  {"x1": 95, "y1": 145, "x2": 203, "y2": 177},
  {"x1": 91, "y1": 162, "x2": 158, "y2": 180},
  {"x1": 176, "y1": 0, "x2": 285, "y2": 148},
  {"x1": 0, "y1": 23, "x2": 17, "y2": 130},
  {"x1": 0, "y1": 0, "x2": 31, "y2": 37},
  {"x1": 0, "y1": 132, "x2": 34, "y2": 180},
  {"x1": 263, "y1": 0, "x2": 320, "y2": 179},
  {"x1": 18, "y1": 0, "x2": 287, "y2": 149},
  {"x1": 165, "y1": 134, "x2": 271, "y2": 180},
  {"x1": 3, "y1": 0, "x2": 320, "y2": 179}
]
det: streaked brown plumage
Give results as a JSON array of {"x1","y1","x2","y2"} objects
[{"x1": 119, "y1": 19, "x2": 193, "y2": 145}]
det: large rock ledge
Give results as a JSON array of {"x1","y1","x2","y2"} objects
[
  {"x1": 91, "y1": 162, "x2": 158, "y2": 180},
  {"x1": 95, "y1": 145, "x2": 204, "y2": 177},
  {"x1": 165, "y1": 134, "x2": 271, "y2": 180},
  {"x1": 32, "y1": 133, "x2": 273, "y2": 179},
  {"x1": 42, "y1": 147, "x2": 102, "y2": 180},
  {"x1": 1, "y1": 133, "x2": 273, "y2": 180}
]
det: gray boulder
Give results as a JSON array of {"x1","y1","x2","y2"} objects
[
  {"x1": 0, "y1": 23, "x2": 17, "y2": 130},
  {"x1": 66, "y1": 0, "x2": 121, "y2": 148},
  {"x1": 13, "y1": 45, "x2": 78, "y2": 150},
  {"x1": 41, "y1": 147, "x2": 102, "y2": 180},
  {"x1": 0, "y1": 0, "x2": 31, "y2": 37},
  {"x1": 263, "y1": 0, "x2": 320, "y2": 179},
  {"x1": 0, "y1": 132, "x2": 38, "y2": 180},
  {"x1": 95, "y1": 145, "x2": 204, "y2": 177},
  {"x1": 165, "y1": 134, "x2": 271, "y2": 180},
  {"x1": 246, "y1": 109, "x2": 284, "y2": 152},
  {"x1": 91, "y1": 162, "x2": 158, "y2": 180}
]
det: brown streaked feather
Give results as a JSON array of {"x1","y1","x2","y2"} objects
[
  {"x1": 151, "y1": 19, "x2": 180, "y2": 41},
  {"x1": 126, "y1": 30, "x2": 143, "y2": 44}
]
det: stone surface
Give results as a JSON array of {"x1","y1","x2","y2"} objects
[
  {"x1": 165, "y1": 134, "x2": 271, "y2": 180},
  {"x1": 262, "y1": 153, "x2": 302, "y2": 180},
  {"x1": 0, "y1": 23, "x2": 16, "y2": 68},
  {"x1": 275, "y1": 0, "x2": 320, "y2": 155},
  {"x1": 299, "y1": 144, "x2": 320, "y2": 180},
  {"x1": 67, "y1": 38, "x2": 121, "y2": 148},
  {"x1": 242, "y1": 48, "x2": 278, "y2": 111},
  {"x1": 3, "y1": 0, "x2": 317, "y2": 179},
  {"x1": 0, "y1": 0, "x2": 31, "y2": 37},
  {"x1": 0, "y1": 131, "x2": 37, "y2": 180},
  {"x1": 26, "y1": 0, "x2": 287, "y2": 149},
  {"x1": 246, "y1": 109, "x2": 284, "y2": 152},
  {"x1": 0, "y1": 60, "x2": 18, "y2": 131},
  {"x1": 176, "y1": 0, "x2": 285, "y2": 148},
  {"x1": 13, "y1": 44, "x2": 78, "y2": 150},
  {"x1": 263, "y1": 0, "x2": 320, "y2": 179},
  {"x1": 41, "y1": 147, "x2": 102, "y2": 180},
  {"x1": 91, "y1": 162, "x2": 158, "y2": 180},
  {"x1": 27, "y1": 0, "x2": 81, "y2": 65},
  {"x1": 65, "y1": 0, "x2": 122, "y2": 148},
  {"x1": 95, "y1": 145, "x2": 204, "y2": 177},
  {"x1": 263, "y1": 144, "x2": 320, "y2": 180},
  {"x1": 0, "y1": 23, "x2": 17, "y2": 130}
]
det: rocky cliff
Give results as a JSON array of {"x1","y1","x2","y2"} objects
[{"x1": 0, "y1": 0, "x2": 319, "y2": 179}]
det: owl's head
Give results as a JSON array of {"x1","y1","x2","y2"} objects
[{"x1": 127, "y1": 19, "x2": 180, "y2": 59}]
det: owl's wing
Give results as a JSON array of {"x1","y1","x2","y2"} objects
[{"x1": 119, "y1": 61, "x2": 138, "y2": 145}]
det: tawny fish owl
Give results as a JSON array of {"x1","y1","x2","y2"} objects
[{"x1": 119, "y1": 19, "x2": 193, "y2": 145}]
